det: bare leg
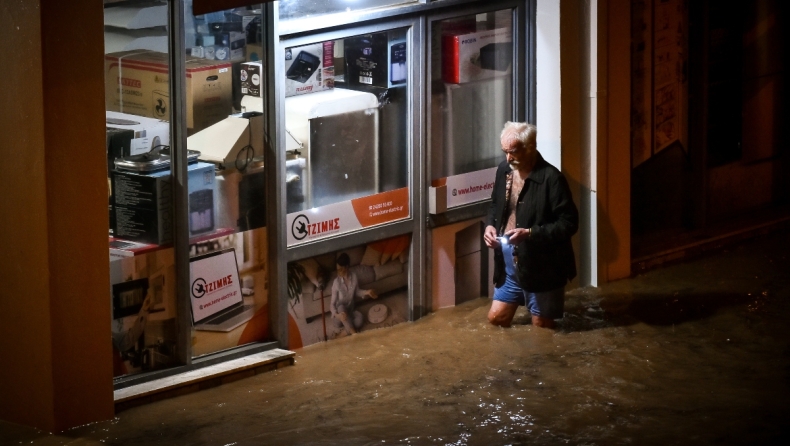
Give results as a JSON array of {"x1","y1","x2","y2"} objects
[
  {"x1": 488, "y1": 300, "x2": 519, "y2": 327},
  {"x1": 342, "y1": 318, "x2": 357, "y2": 334},
  {"x1": 531, "y1": 315, "x2": 556, "y2": 329}
]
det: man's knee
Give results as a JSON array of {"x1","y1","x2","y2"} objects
[
  {"x1": 531, "y1": 315, "x2": 556, "y2": 329},
  {"x1": 488, "y1": 306, "x2": 514, "y2": 327}
]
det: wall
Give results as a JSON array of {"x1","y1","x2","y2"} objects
[
  {"x1": 0, "y1": 0, "x2": 114, "y2": 431},
  {"x1": 560, "y1": 0, "x2": 631, "y2": 286},
  {"x1": 0, "y1": 0, "x2": 55, "y2": 429},
  {"x1": 599, "y1": 0, "x2": 632, "y2": 282},
  {"x1": 536, "y1": 0, "x2": 562, "y2": 169}
]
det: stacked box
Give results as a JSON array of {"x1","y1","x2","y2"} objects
[
  {"x1": 345, "y1": 33, "x2": 389, "y2": 88},
  {"x1": 442, "y1": 27, "x2": 513, "y2": 84},
  {"x1": 284, "y1": 41, "x2": 334, "y2": 97},
  {"x1": 105, "y1": 50, "x2": 233, "y2": 133},
  {"x1": 240, "y1": 62, "x2": 262, "y2": 97},
  {"x1": 111, "y1": 162, "x2": 216, "y2": 245}
]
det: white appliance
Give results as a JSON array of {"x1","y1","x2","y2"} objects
[{"x1": 284, "y1": 88, "x2": 379, "y2": 212}]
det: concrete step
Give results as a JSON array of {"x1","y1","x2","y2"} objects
[{"x1": 114, "y1": 348, "x2": 295, "y2": 412}]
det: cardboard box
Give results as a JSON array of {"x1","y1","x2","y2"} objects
[
  {"x1": 105, "y1": 50, "x2": 233, "y2": 133},
  {"x1": 111, "y1": 162, "x2": 216, "y2": 245},
  {"x1": 240, "y1": 62, "x2": 262, "y2": 97},
  {"x1": 442, "y1": 27, "x2": 513, "y2": 84},
  {"x1": 285, "y1": 41, "x2": 334, "y2": 97}
]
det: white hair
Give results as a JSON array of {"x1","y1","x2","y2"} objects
[{"x1": 501, "y1": 121, "x2": 537, "y2": 150}]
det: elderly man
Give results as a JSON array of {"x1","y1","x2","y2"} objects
[{"x1": 483, "y1": 122, "x2": 579, "y2": 328}]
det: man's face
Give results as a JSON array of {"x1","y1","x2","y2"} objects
[
  {"x1": 501, "y1": 131, "x2": 530, "y2": 169},
  {"x1": 336, "y1": 264, "x2": 348, "y2": 278}
]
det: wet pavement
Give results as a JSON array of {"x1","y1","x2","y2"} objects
[{"x1": 3, "y1": 231, "x2": 790, "y2": 445}]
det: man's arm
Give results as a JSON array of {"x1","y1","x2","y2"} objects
[
  {"x1": 529, "y1": 173, "x2": 579, "y2": 243},
  {"x1": 330, "y1": 281, "x2": 340, "y2": 316}
]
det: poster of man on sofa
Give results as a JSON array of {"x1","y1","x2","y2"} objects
[{"x1": 287, "y1": 234, "x2": 411, "y2": 346}]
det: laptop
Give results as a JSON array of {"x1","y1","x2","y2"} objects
[{"x1": 190, "y1": 248, "x2": 254, "y2": 332}]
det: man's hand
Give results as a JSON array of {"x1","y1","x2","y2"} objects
[
  {"x1": 366, "y1": 290, "x2": 378, "y2": 299},
  {"x1": 484, "y1": 225, "x2": 500, "y2": 249},
  {"x1": 504, "y1": 227, "x2": 530, "y2": 245}
]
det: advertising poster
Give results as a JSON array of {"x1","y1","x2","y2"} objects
[
  {"x1": 287, "y1": 234, "x2": 411, "y2": 347},
  {"x1": 189, "y1": 227, "x2": 270, "y2": 357},
  {"x1": 431, "y1": 167, "x2": 496, "y2": 212}
]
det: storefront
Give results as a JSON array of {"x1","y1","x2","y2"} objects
[
  {"x1": 5, "y1": 0, "x2": 637, "y2": 432},
  {"x1": 99, "y1": 0, "x2": 535, "y2": 387}
]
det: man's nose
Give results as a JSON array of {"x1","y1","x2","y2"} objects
[{"x1": 506, "y1": 153, "x2": 514, "y2": 162}]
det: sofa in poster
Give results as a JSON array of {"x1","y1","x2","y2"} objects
[{"x1": 287, "y1": 234, "x2": 411, "y2": 347}]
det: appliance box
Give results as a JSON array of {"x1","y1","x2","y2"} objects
[
  {"x1": 111, "y1": 162, "x2": 216, "y2": 245},
  {"x1": 442, "y1": 27, "x2": 513, "y2": 84},
  {"x1": 105, "y1": 50, "x2": 233, "y2": 133},
  {"x1": 106, "y1": 111, "x2": 170, "y2": 156},
  {"x1": 240, "y1": 62, "x2": 262, "y2": 97},
  {"x1": 284, "y1": 41, "x2": 334, "y2": 97},
  {"x1": 344, "y1": 33, "x2": 389, "y2": 88}
]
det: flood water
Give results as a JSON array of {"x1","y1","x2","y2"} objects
[{"x1": 4, "y1": 231, "x2": 790, "y2": 445}]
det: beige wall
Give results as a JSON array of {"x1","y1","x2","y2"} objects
[
  {"x1": 561, "y1": 0, "x2": 631, "y2": 286},
  {"x1": 0, "y1": 0, "x2": 113, "y2": 431}
]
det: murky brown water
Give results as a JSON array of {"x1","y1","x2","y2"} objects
[{"x1": 4, "y1": 232, "x2": 790, "y2": 445}]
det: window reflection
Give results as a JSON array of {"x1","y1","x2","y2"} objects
[
  {"x1": 431, "y1": 10, "x2": 514, "y2": 181},
  {"x1": 279, "y1": 0, "x2": 417, "y2": 22}
]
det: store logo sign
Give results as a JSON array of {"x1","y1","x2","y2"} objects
[
  {"x1": 191, "y1": 275, "x2": 233, "y2": 299},
  {"x1": 192, "y1": 278, "x2": 207, "y2": 298},
  {"x1": 291, "y1": 214, "x2": 341, "y2": 240},
  {"x1": 292, "y1": 214, "x2": 310, "y2": 240}
]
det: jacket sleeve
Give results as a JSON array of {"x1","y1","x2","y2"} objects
[{"x1": 529, "y1": 173, "x2": 579, "y2": 243}]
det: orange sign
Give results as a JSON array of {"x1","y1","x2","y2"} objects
[{"x1": 351, "y1": 188, "x2": 410, "y2": 227}]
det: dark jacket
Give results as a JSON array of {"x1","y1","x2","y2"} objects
[{"x1": 486, "y1": 155, "x2": 579, "y2": 292}]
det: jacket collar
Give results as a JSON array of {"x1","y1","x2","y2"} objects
[
  {"x1": 503, "y1": 152, "x2": 547, "y2": 184},
  {"x1": 528, "y1": 153, "x2": 548, "y2": 184}
]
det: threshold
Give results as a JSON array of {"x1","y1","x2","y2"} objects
[{"x1": 114, "y1": 343, "x2": 295, "y2": 412}]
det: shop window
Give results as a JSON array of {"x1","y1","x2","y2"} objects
[
  {"x1": 104, "y1": 0, "x2": 180, "y2": 377},
  {"x1": 105, "y1": 1, "x2": 273, "y2": 367},
  {"x1": 284, "y1": 28, "x2": 411, "y2": 246},
  {"x1": 429, "y1": 10, "x2": 514, "y2": 212},
  {"x1": 279, "y1": 0, "x2": 418, "y2": 22}
]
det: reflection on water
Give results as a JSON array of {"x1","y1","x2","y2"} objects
[{"x1": 4, "y1": 233, "x2": 790, "y2": 445}]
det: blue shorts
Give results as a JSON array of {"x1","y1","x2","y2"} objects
[{"x1": 493, "y1": 242, "x2": 565, "y2": 319}]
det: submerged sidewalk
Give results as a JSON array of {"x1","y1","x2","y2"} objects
[{"x1": 3, "y1": 230, "x2": 790, "y2": 445}]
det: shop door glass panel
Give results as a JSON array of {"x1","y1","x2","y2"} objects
[
  {"x1": 181, "y1": 3, "x2": 272, "y2": 358},
  {"x1": 430, "y1": 10, "x2": 514, "y2": 181},
  {"x1": 104, "y1": 0, "x2": 179, "y2": 377},
  {"x1": 285, "y1": 28, "x2": 411, "y2": 246}
]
